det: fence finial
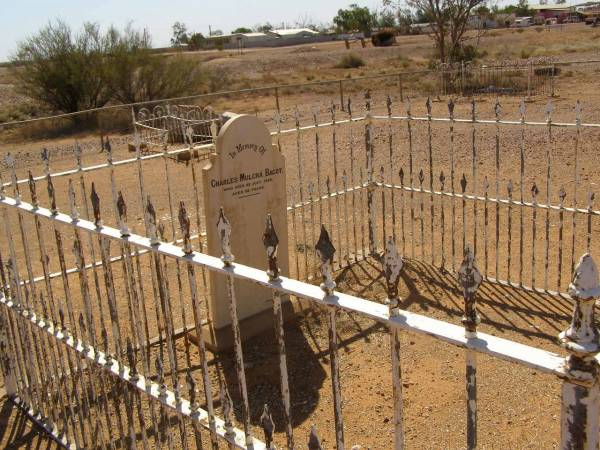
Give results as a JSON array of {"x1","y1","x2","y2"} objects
[
  {"x1": 531, "y1": 182, "x2": 539, "y2": 200},
  {"x1": 46, "y1": 170, "x2": 57, "y2": 215},
  {"x1": 126, "y1": 338, "x2": 138, "y2": 381},
  {"x1": 447, "y1": 98, "x2": 454, "y2": 120},
  {"x1": 294, "y1": 107, "x2": 300, "y2": 129},
  {"x1": 217, "y1": 207, "x2": 234, "y2": 266},
  {"x1": 384, "y1": 236, "x2": 403, "y2": 315},
  {"x1": 178, "y1": 201, "x2": 193, "y2": 255},
  {"x1": 0, "y1": 171, "x2": 5, "y2": 200},
  {"x1": 399, "y1": 168, "x2": 404, "y2": 186},
  {"x1": 560, "y1": 254, "x2": 600, "y2": 382},
  {"x1": 263, "y1": 214, "x2": 279, "y2": 280},
  {"x1": 145, "y1": 196, "x2": 159, "y2": 245},
  {"x1": 117, "y1": 191, "x2": 129, "y2": 236},
  {"x1": 90, "y1": 182, "x2": 102, "y2": 227},
  {"x1": 308, "y1": 426, "x2": 323, "y2": 450},
  {"x1": 78, "y1": 313, "x2": 88, "y2": 353},
  {"x1": 74, "y1": 141, "x2": 82, "y2": 169},
  {"x1": 260, "y1": 404, "x2": 275, "y2": 449},
  {"x1": 220, "y1": 383, "x2": 235, "y2": 437},
  {"x1": 330, "y1": 99, "x2": 336, "y2": 124},
  {"x1": 27, "y1": 171, "x2": 38, "y2": 208},
  {"x1": 418, "y1": 169, "x2": 424, "y2": 186},
  {"x1": 519, "y1": 99, "x2": 526, "y2": 122},
  {"x1": 365, "y1": 89, "x2": 371, "y2": 114},
  {"x1": 575, "y1": 100, "x2": 582, "y2": 125},
  {"x1": 471, "y1": 97, "x2": 476, "y2": 122},
  {"x1": 386, "y1": 94, "x2": 393, "y2": 117},
  {"x1": 494, "y1": 98, "x2": 502, "y2": 121},
  {"x1": 507, "y1": 179, "x2": 513, "y2": 198},
  {"x1": 347, "y1": 97, "x2": 352, "y2": 118},
  {"x1": 545, "y1": 99, "x2": 553, "y2": 123},
  {"x1": 439, "y1": 171, "x2": 446, "y2": 189},
  {"x1": 558, "y1": 186, "x2": 566, "y2": 205},
  {"x1": 421, "y1": 97, "x2": 430, "y2": 117},
  {"x1": 186, "y1": 371, "x2": 198, "y2": 412},
  {"x1": 316, "y1": 225, "x2": 336, "y2": 296},
  {"x1": 41, "y1": 148, "x2": 50, "y2": 175},
  {"x1": 155, "y1": 355, "x2": 166, "y2": 397},
  {"x1": 458, "y1": 245, "x2": 482, "y2": 337},
  {"x1": 460, "y1": 174, "x2": 467, "y2": 194},
  {"x1": 68, "y1": 179, "x2": 79, "y2": 220}
]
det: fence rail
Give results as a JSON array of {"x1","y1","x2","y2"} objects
[{"x1": 0, "y1": 181, "x2": 599, "y2": 448}]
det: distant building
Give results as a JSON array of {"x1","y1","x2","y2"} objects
[
  {"x1": 268, "y1": 28, "x2": 320, "y2": 39},
  {"x1": 530, "y1": 3, "x2": 583, "y2": 23},
  {"x1": 204, "y1": 28, "x2": 333, "y2": 50}
]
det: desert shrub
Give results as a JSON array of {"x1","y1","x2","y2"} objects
[
  {"x1": 11, "y1": 20, "x2": 113, "y2": 115},
  {"x1": 12, "y1": 21, "x2": 207, "y2": 116},
  {"x1": 520, "y1": 47, "x2": 533, "y2": 59},
  {"x1": 449, "y1": 44, "x2": 482, "y2": 63},
  {"x1": 105, "y1": 26, "x2": 205, "y2": 103},
  {"x1": 336, "y1": 53, "x2": 365, "y2": 69}
]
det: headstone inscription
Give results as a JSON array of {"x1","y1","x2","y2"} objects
[{"x1": 202, "y1": 113, "x2": 290, "y2": 349}]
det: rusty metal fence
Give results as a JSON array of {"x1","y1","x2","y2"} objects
[
  {"x1": 2, "y1": 92, "x2": 600, "y2": 448},
  {"x1": 0, "y1": 145, "x2": 599, "y2": 449}
]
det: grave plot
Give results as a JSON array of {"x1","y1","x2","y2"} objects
[{"x1": 1, "y1": 93, "x2": 600, "y2": 449}]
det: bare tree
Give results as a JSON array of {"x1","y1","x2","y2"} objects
[{"x1": 385, "y1": 0, "x2": 486, "y2": 62}]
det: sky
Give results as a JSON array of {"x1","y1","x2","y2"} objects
[{"x1": 0, "y1": 0, "x2": 382, "y2": 61}]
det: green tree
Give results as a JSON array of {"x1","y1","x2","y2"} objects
[
  {"x1": 376, "y1": 9, "x2": 397, "y2": 28},
  {"x1": 171, "y1": 21, "x2": 189, "y2": 45},
  {"x1": 254, "y1": 22, "x2": 274, "y2": 32},
  {"x1": 11, "y1": 20, "x2": 112, "y2": 115},
  {"x1": 105, "y1": 25, "x2": 205, "y2": 103},
  {"x1": 384, "y1": 0, "x2": 486, "y2": 62},
  {"x1": 333, "y1": 4, "x2": 376, "y2": 35},
  {"x1": 188, "y1": 32, "x2": 206, "y2": 50},
  {"x1": 232, "y1": 27, "x2": 252, "y2": 33}
]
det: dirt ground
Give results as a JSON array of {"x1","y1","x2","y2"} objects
[{"x1": 0, "y1": 256, "x2": 571, "y2": 449}]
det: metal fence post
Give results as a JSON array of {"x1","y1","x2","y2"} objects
[
  {"x1": 385, "y1": 237, "x2": 405, "y2": 449},
  {"x1": 459, "y1": 246, "x2": 482, "y2": 450},
  {"x1": 339, "y1": 80, "x2": 345, "y2": 112},
  {"x1": 560, "y1": 253, "x2": 600, "y2": 449},
  {"x1": 0, "y1": 310, "x2": 17, "y2": 397},
  {"x1": 365, "y1": 90, "x2": 377, "y2": 255}
]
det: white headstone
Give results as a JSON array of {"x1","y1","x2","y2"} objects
[{"x1": 203, "y1": 114, "x2": 289, "y2": 343}]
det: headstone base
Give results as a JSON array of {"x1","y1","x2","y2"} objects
[{"x1": 200, "y1": 295, "x2": 294, "y2": 352}]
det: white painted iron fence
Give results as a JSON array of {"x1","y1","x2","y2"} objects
[{"x1": 2, "y1": 92, "x2": 600, "y2": 449}]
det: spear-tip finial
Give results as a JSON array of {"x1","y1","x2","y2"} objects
[
  {"x1": 315, "y1": 225, "x2": 336, "y2": 296},
  {"x1": 117, "y1": 191, "x2": 129, "y2": 236},
  {"x1": 384, "y1": 236, "x2": 403, "y2": 313},
  {"x1": 458, "y1": 245, "x2": 482, "y2": 336},
  {"x1": 217, "y1": 207, "x2": 233, "y2": 265},
  {"x1": 308, "y1": 426, "x2": 322, "y2": 450},
  {"x1": 260, "y1": 404, "x2": 275, "y2": 448},
  {"x1": 178, "y1": 201, "x2": 193, "y2": 255},
  {"x1": 263, "y1": 214, "x2": 279, "y2": 280},
  {"x1": 90, "y1": 182, "x2": 102, "y2": 228}
]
